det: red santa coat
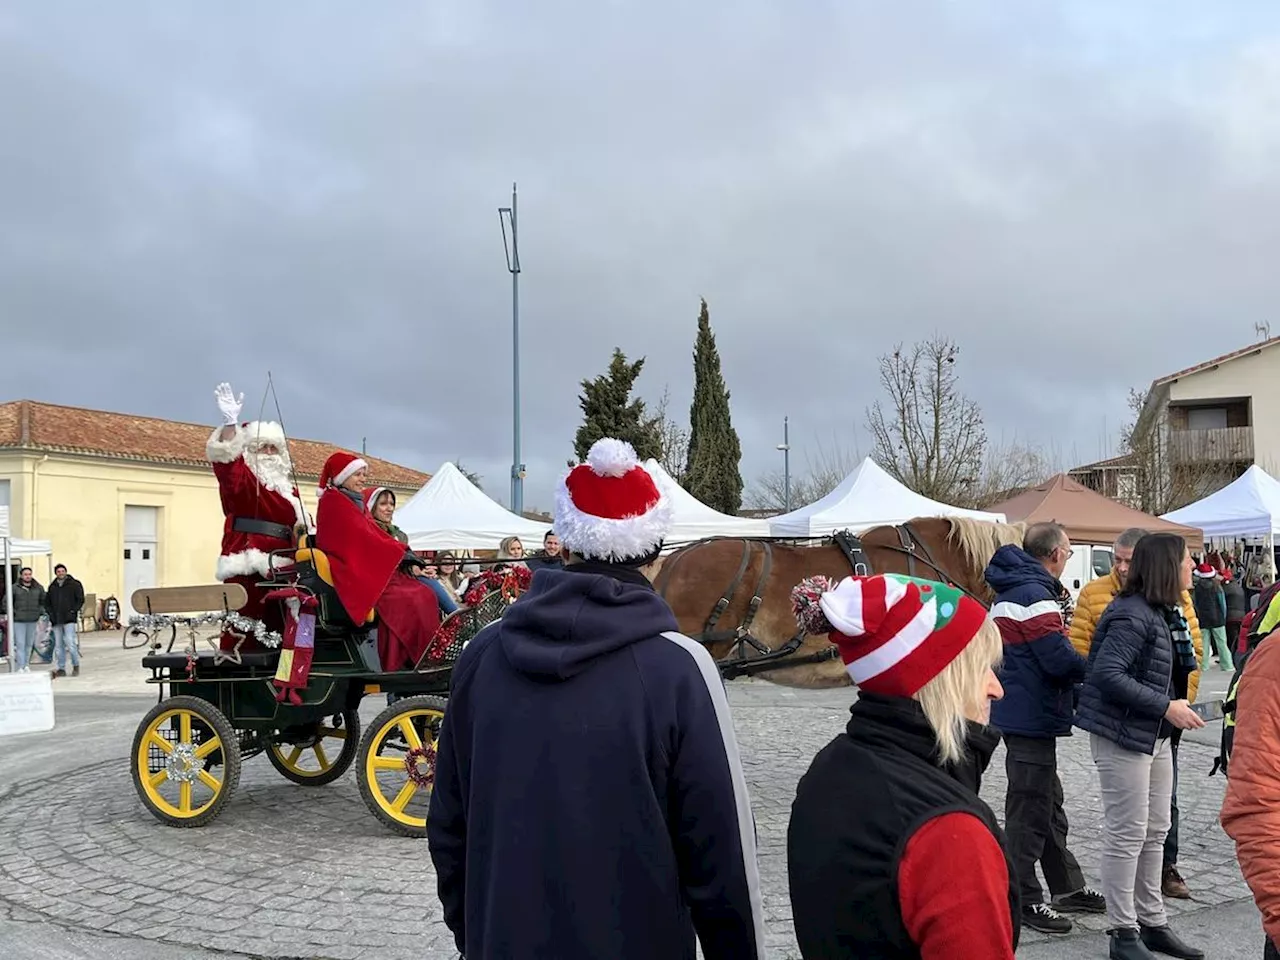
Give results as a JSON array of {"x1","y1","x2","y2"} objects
[
  {"x1": 314, "y1": 486, "x2": 439, "y2": 669},
  {"x1": 207, "y1": 425, "x2": 310, "y2": 582}
]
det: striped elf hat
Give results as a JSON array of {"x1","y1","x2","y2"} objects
[{"x1": 816, "y1": 574, "x2": 988, "y2": 697}]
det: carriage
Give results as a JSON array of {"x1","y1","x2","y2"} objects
[{"x1": 126, "y1": 539, "x2": 519, "y2": 837}]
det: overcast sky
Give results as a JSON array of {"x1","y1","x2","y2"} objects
[{"x1": 5, "y1": 2, "x2": 1280, "y2": 512}]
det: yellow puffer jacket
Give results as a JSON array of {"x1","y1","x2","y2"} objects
[{"x1": 1069, "y1": 569, "x2": 1203, "y2": 703}]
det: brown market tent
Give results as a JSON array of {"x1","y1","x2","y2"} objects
[{"x1": 986, "y1": 474, "x2": 1204, "y2": 550}]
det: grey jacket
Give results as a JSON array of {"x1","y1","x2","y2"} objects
[{"x1": 3, "y1": 580, "x2": 47, "y2": 623}]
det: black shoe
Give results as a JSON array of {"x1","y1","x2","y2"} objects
[
  {"x1": 1140, "y1": 924, "x2": 1204, "y2": 959},
  {"x1": 1023, "y1": 902, "x2": 1073, "y2": 934},
  {"x1": 1054, "y1": 885, "x2": 1107, "y2": 914},
  {"x1": 1110, "y1": 928, "x2": 1157, "y2": 960}
]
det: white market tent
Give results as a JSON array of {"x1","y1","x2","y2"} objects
[
  {"x1": 393, "y1": 461, "x2": 551, "y2": 552},
  {"x1": 642, "y1": 459, "x2": 772, "y2": 545},
  {"x1": 2, "y1": 506, "x2": 54, "y2": 673},
  {"x1": 1161, "y1": 464, "x2": 1280, "y2": 538},
  {"x1": 768, "y1": 457, "x2": 1007, "y2": 538}
]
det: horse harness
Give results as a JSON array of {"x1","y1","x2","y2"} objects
[{"x1": 656, "y1": 524, "x2": 988, "y2": 680}]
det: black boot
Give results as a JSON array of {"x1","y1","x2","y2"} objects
[
  {"x1": 1110, "y1": 928, "x2": 1157, "y2": 960},
  {"x1": 1140, "y1": 924, "x2": 1205, "y2": 960}
]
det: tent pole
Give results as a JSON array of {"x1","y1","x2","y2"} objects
[{"x1": 4, "y1": 538, "x2": 11, "y2": 674}]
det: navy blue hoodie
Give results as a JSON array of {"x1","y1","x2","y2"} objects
[
  {"x1": 986, "y1": 545, "x2": 1088, "y2": 738},
  {"x1": 426, "y1": 562, "x2": 765, "y2": 960}
]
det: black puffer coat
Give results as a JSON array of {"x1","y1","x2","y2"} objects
[{"x1": 1074, "y1": 594, "x2": 1174, "y2": 755}]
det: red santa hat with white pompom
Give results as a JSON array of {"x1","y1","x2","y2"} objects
[
  {"x1": 555, "y1": 438, "x2": 673, "y2": 562},
  {"x1": 317, "y1": 450, "x2": 368, "y2": 499}
]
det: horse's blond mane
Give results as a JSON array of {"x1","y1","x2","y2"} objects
[{"x1": 942, "y1": 516, "x2": 1026, "y2": 571}]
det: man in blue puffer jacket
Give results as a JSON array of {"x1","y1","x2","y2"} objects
[{"x1": 987, "y1": 522, "x2": 1105, "y2": 935}]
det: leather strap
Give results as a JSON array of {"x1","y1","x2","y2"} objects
[{"x1": 232, "y1": 517, "x2": 293, "y2": 541}]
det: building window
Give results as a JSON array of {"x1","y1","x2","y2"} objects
[
  {"x1": 1187, "y1": 407, "x2": 1228, "y2": 430},
  {"x1": 0, "y1": 478, "x2": 9, "y2": 508}
]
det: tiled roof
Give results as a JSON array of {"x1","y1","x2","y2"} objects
[
  {"x1": 1153, "y1": 336, "x2": 1280, "y2": 386},
  {"x1": 0, "y1": 400, "x2": 430, "y2": 490}
]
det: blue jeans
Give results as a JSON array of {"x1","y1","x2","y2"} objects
[
  {"x1": 10, "y1": 621, "x2": 38, "y2": 670},
  {"x1": 415, "y1": 577, "x2": 458, "y2": 615},
  {"x1": 53, "y1": 623, "x2": 79, "y2": 670}
]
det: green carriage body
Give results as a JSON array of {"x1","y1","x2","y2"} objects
[{"x1": 127, "y1": 545, "x2": 511, "y2": 836}]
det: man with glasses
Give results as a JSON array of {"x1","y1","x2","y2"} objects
[{"x1": 986, "y1": 522, "x2": 1104, "y2": 934}]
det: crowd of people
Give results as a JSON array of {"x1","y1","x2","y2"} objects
[
  {"x1": 197, "y1": 389, "x2": 1276, "y2": 959},
  {"x1": 419, "y1": 437, "x2": 1276, "y2": 960}
]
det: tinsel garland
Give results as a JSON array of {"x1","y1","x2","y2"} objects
[
  {"x1": 127, "y1": 611, "x2": 285, "y2": 649},
  {"x1": 790, "y1": 575, "x2": 838, "y2": 637}
]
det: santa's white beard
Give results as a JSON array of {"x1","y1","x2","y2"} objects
[{"x1": 246, "y1": 452, "x2": 293, "y2": 494}]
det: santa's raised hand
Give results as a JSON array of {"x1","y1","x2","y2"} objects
[{"x1": 214, "y1": 382, "x2": 243, "y2": 426}]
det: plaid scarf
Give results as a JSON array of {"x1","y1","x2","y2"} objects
[
  {"x1": 1057, "y1": 584, "x2": 1075, "y2": 629},
  {"x1": 1162, "y1": 605, "x2": 1198, "y2": 672}
]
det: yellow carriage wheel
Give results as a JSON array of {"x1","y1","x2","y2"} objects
[
  {"x1": 266, "y1": 709, "x2": 361, "y2": 786},
  {"x1": 356, "y1": 696, "x2": 448, "y2": 838},
  {"x1": 130, "y1": 695, "x2": 242, "y2": 828}
]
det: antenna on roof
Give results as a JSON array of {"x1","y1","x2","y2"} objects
[{"x1": 1255, "y1": 321, "x2": 1271, "y2": 341}]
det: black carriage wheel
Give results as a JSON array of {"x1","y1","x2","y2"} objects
[
  {"x1": 266, "y1": 709, "x2": 361, "y2": 786},
  {"x1": 130, "y1": 695, "x2": 243, "y2": 829}
]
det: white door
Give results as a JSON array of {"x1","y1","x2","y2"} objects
[{"x1": 123, "y1": 506, "x2": 159, "y2": 619}]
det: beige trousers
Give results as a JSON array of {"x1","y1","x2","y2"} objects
[{"x1": 1089, "y1": 733, "x2": 1173, "y2": 930}]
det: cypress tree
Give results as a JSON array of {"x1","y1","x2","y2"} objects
[
  {"x1": 573, "y1": 348, "x2": 662, "y2": 462},
  {"x1": 683, "y1": 298, "x2": 743, "y2": 514}
]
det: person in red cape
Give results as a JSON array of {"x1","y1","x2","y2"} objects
[
  {"x1": 314, "y1": 451, "x2": 440, "y2": 671},
  {"x1": 206, "y1": 382, "x2": 312, "y2": 652}
]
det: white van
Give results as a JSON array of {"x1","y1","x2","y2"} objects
[{"x1": 1060, "y1": 544, "x2": 1114, "y2": 600}]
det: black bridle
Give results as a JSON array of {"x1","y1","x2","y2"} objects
[{"x1": 861, "y1": 521, "x2": 994, "y2": 611}]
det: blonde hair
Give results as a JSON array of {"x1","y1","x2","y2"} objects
[
  {"x1": 498, "y1": 536, "x2": 523, "y2": 559},
  {"x1": 916, "y1": 617, "x2": 1003, "y2": 766}
]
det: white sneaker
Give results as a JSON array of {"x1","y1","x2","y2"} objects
[{"x1": 19, "y1": 666, "x2": 30, "y2": 673}]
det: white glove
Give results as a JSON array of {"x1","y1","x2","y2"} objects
[{"x1": 214, "y1": 382, "x2": 243, "y2": 425}]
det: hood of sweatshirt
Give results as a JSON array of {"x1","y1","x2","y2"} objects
[{"x1": 984, "y1": 543, "x2": 1061, "y2": 597}]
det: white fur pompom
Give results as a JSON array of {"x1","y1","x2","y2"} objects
[{"x1": 586, "y1": 438, "x2": 638, "y2": 478}]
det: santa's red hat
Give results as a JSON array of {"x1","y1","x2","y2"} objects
[
  {"x1": 792, "y1": 573, "x2": 989, "y2": 697},
  {"x1": 1194, "y1": 563, "x2": 1217, "y2": 579},
  {"x1": 555, "y1": 438, "x2": 672, "y2": 562},
  {"x1": 364, "y1": 486, "x2": 394, "y2": 513},
  {"x1": 317, "y1": 451, "x2": 368, "y2": 497}
]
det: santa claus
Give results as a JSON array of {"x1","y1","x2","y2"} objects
[{"x1": 206, "y1": 382, "x2": 312, "y2": 650}]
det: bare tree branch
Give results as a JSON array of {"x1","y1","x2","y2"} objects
[
  {"x1": 648, "y1": 384, "x2": 690, "y2": 481},
  {"x1": 865, "y1": 335, "x2": 988, "y2": 504},
  {"x1": 747, "y1": 434, "x2": 862, "y2": 512}
]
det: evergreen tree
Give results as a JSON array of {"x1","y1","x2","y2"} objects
[
  {"x1": 573, "y1": 348, "x2": 662, "y2": 462},
  {"x1": 683, "y1": 298, "x2": 743, "y2": 514}
]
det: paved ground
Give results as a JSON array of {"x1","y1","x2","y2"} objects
[{"x1": 0, "y1": 633, "x2": 1265, "y2": 958}]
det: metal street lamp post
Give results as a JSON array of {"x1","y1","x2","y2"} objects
[
  {"x1": 498, "y1": 183, "x2": 524, "y2": 514},
  {"x1": 776, "y1": 416, "x2": 791, "y2": 512}
]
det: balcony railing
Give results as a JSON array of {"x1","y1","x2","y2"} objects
[{"x1": 1167, "y1": 426, "x2": 1254, "y2": 464}]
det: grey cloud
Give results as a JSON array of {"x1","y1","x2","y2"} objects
[{"x1": 6, "y1": 1, "x2": 1280, "y2": 512}]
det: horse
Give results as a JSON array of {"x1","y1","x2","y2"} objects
[{"x1": 653, "y1": 516, "x2": 1026, "y2": 689}]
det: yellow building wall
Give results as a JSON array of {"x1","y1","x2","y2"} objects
[{"x1": 0, "y1": 451, "x2": 418, "y2": 605}]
